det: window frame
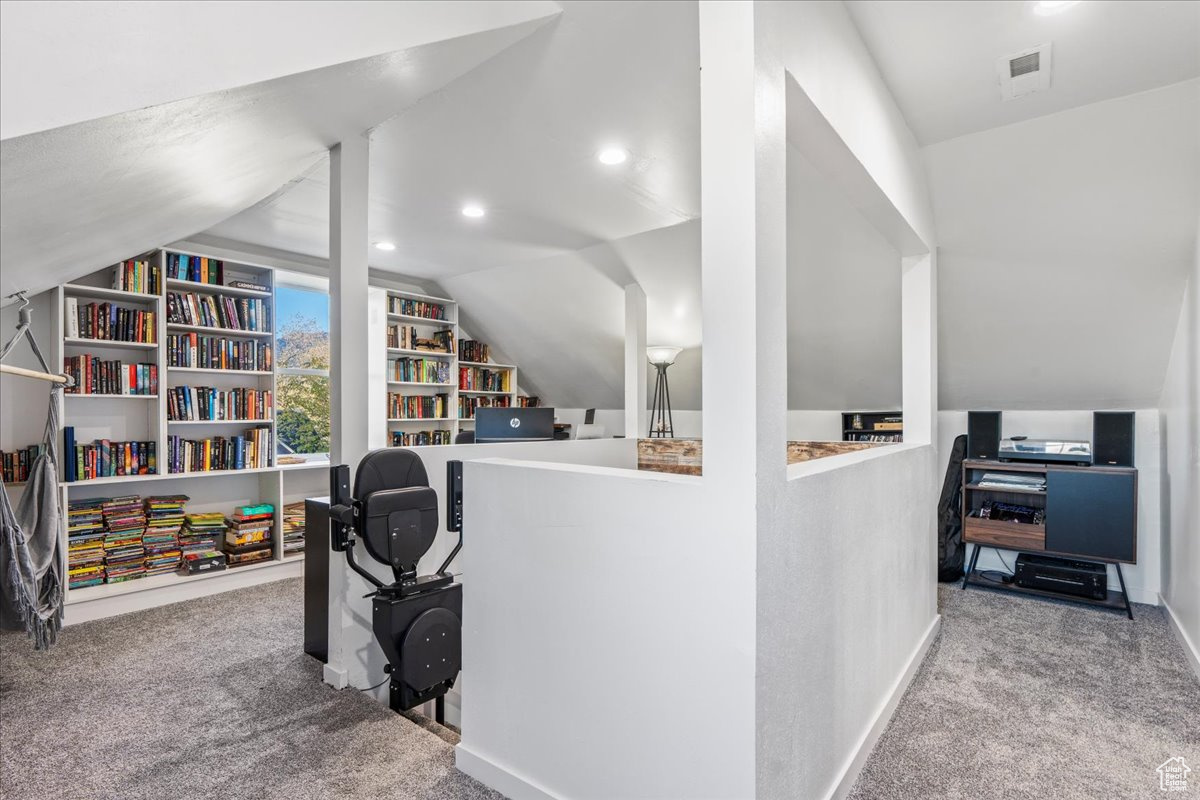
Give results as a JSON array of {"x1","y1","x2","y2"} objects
[{"x1": 274, "y1": 273, "x2": 331, "y2": 463}]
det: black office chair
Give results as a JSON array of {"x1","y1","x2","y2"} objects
[{"x1": 329, "y1": 449, "x2": 463, "y2": 720}]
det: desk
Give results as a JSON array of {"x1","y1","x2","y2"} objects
[{"x1": 960, "y1": 459, "x2": 1137, "y2": 618}]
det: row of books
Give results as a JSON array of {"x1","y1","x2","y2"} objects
[
  {"x1": 388, "y1": 393, "x2": 450, "y2": 420},
  {"x1": 387, "y1": 324, "x2": 453, "y2": 353},
  {"x1": 458, "y1": 339, "x2": 490, "y2": 363},
  {"x1": 1, "y1": 444, "x2": 45, "y2": 483},
  {"x1": 167, "y1": 291, "x2": 271, "y2": 333},
  {"x1": 387, "y1": 296, "x2": 448, "y2": 321},
  {"x1": 516, "y1": 396, "x2": 540, "y2": 408},
  {"x1": 112, "y1": 259, "x2": 162, "y2": 295},
  {"x1": 282, "y1": 501, "x2": 305, "y2": 555},
  {"x1": 460, "y1": 366, "x2": 512, "y2": 393},
  {"x1": 64, "y1": 428, "x2": 155, "y2": 482},
  {"x1": 167, "y1": 386, "x2": 273, "y2": 422},
  {"x1": 390, "y1": 358, "x2": 451, "y2": 385},
  {"x1": 167, "y1": 332, "x2": 273, "y2": 372},
  {"x1": 166, "y1": 253, "x2": 224, "y2": 285},
  {"x1": 845, "y1": 433, "x2": 903, "y2": 442},
  {"x1": 166, "y1": 428, "x2": 272, "y2": 473},
  {"x1": 63, "y1": 356, "x2": 157, "y2": 395},
  {"x1": 458, "y1": 395, "x2": 511, "y2": 419},
  {"x1": 64, "y1": 299, "x2": 157, "y2": 343},
  {"x1": 391, "y1": 430, "x2": 453, "y2": 447}
]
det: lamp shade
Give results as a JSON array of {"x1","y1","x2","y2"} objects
[{"x1": 646, "y1": 345, "x2": 682, "y2": 366}]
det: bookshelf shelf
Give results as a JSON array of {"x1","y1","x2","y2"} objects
[
  {"x1": 62, "y1": 284, "x2": 161, "y2": 304},
  {"x1": 166, "y1": 277, "x2": 271, "y2": 299},
  {"x1": 65, "y1": 394, "x2": 158, "y2": 400},
  {"x1": 387, "y1": 313, "x2": 455, "y2": 326},
  {"x1": 63, "y1": 337, "x2": 157, "y2": 351},
  {"x1": 460, "y1": 389, "x2": 511, "y2": 396},
  {"x1": 168, "y1": 367, "x2": 273, "y2": 376},
  {"x1": 167, "y1": 323, "x2": 273, "y2": 339},
  {"x1": 387, "y1": 348, "x2": 454, "y2": 359},
  {"x1": 65, "y1": 555, "x2": 287, "y2": 604},
  {"x1": 459, "y1": 360, "x2": 515, "y2": 369},
  {"x1": 167, "y1": 418, "x2": 273, "y2": 425},
  {"x1": 388, "y1": 381, "x2": 453, "y2": 388},
  {"x1": 387, "y1": 417, "x2": 454, "y2": 423}
]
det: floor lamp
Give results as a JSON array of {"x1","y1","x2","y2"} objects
[{"x1": 647, "y1": 346, "x2": 681, "y2": 438}]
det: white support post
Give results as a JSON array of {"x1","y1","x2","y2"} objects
[
  {"x1": 699, "y1": 1, "x2": 788, "y2": 488},
  {"x1": 901, "y1": 252, "x2": 936, "y2": 446},
  {"x1": 624, "y1": 283, "x2": 647, "y2": 438},
  {"x1": 326, "y1": 133, "x2": 371, "y2": 689}
]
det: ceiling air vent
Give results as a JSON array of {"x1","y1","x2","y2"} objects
[{"x1": 997, "y1": 43, "x2": 1052, "y2": 101}]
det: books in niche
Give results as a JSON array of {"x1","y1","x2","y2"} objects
[
  {"x1": 167, "y1": 332, "x2": 272, "y2": 371},
  {"x1": 390, "y1": 357, "x2": 451, "y2": 384},
  {"x1": 223, "y1": 503, "x2": 274, "y2": 566},
  {"x1": 64, "y1": 297, "x2": 157, "y2": 343},
  {"x1": 166, "y1": 427, "x2": 272, "y2": 473},
  {"x1": 387, "y1": 393, "x2": 449, "y2": 420},
  {"x1": 166, "y1": 253, "x2": 224, "y2": 285},
  {"x1": 227, "y1": 280, "x2": 270, "y2": 293},
  {"x1": 459, "y1": 366, "x2": 511, "y2": 393},
  {"x1": 167, "y1": 385, "x2": 272, "y2": 421},
  {"x1": 391, "y1": 430, "x2": 452, "y2": 447},
  {"x1": 388, "y1": 324, "x2": 453, "y2": 353},
  {"x1": 167, "y1": 291, "x2": 271, "y2": 333},
  {"x1": 112, "y1": 259, "x2": 161, "y2": 295},
  {"x1": 62, "y1": 427, "x2": 156, "y2": 482},
  {"x1": 458, "y1": 339, "x2": 490, "y2": 363},
  {"x1": 63, "y1": 355, "x2": 157, "y2": 395},
  {"x1": 1, "y1": 443, "x2": 46, "y2": 483},
  {"x1": 282, "y1": 501, "x2": 306, "y2": 553},
  {"x1": 387, "y1": 296, "x2": 448, "y2": 321},
  {"x1": 458, "y1": 395, "x2": 511, "y2": 420}
]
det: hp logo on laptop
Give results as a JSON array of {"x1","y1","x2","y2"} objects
[{"x1": 510, "y1": 418, "x2": 521, "y2": 429}]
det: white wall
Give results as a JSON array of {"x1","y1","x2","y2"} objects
[
  {"x1": 456, "y1": 458, "x2": 756, "y2": 800},
  {"x1": 0, "y1": 290, "x2": 54, "y2": 455},
  {"x1": 325, "y1": 438, "x2": 637, "y2": 724},
  {"x1": 759, "y1": 446, "x2": 939, "y2": 799},
  {"x1": 0, "y1": 0, "x2": 559, "y2": 140},
  {"x1": 1159, "y1": 220, "x2": 1200, "y2": 673},
  {"x1": 938, "y1": 410, "x2": 1163, "y2": 605}
]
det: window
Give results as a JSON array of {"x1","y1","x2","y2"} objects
[{"x1": 275, "y1": 275, "x2": 330, "y2": 458}]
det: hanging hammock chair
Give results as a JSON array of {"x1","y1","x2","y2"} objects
[{"x1": 0, "y1": 292, "x2": 70, "y2": 649}]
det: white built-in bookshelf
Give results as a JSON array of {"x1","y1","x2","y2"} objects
[
  {"x1": 47, "y1": 248, "x2": 327, "y2": 621},
  {"x1": 384, "y1": 289, "x2": 536, "y2": 446}
]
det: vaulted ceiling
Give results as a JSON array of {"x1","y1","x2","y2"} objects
[{"x1": 2, "y1": 0, "x2": 1196, "y2": 415}]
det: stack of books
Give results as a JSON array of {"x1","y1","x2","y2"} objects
[
  {"x1": 180, "y1": 513, "x2": 225, "y2": 561},
  {"x1": 66, "y1": 498, "x2": 107, "y2": 588},
  {"x1": 223, "y1": 504, "x2": 274, "y2": 567},
  {"x1": 282, "y1": 501, "x2": 306, "y2": 555},
  {"x1": 143, "y1": 495, "x2": 188, "y2": 576},
  {"x1": 101, "y1": 496, "x2": 147, "y2": 583}
]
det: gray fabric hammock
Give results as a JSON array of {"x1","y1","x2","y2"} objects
[{"x1": 0, "y1": 296, "x2": 66, "y2": 649}]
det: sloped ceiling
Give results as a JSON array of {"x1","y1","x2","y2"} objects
[
  {"x1": 929, "y1": 79, "x2": 1200, "y2": 410},
  {"x1": 0, "y1": 10, "x2": 557, "y2": 299},
  {"x1": 0, "y1": 0, "x2": 560, "y2": 140},
  {"x1": 204, "y1": 0, "x2": 701, "y2": 278},
  {"x1": 845, "y1": 0, "x2": 1200, "y2": 145}
]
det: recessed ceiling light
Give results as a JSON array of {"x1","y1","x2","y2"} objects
[
  {"x1": 461, "y1": 204, "x2": 486, "y2": 218},
  {"x1": 597, "y1": 147, "x2": 629, "y2": 165},
  {"x1": 1033, "y1": 0, "x2": 1081, "y2": 15},
  {"x1": 374, "y1": 241, "x2": 396, "y2": 251}
]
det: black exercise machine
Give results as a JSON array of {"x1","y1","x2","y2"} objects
[{"x1": 329, "y1": 450, "x2": 465, "y2": 724}]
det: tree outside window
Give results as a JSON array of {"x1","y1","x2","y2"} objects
[{"x1": 275, "y1": 282, "x2": 330, "y2": 457}]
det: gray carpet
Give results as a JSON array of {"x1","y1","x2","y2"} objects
[
  {"x1": 848, "y1": 585, "x2": 1200, "y2": 800},
  {"x1": 0, "y1": 578, "x2": 502, "y2": 800}
]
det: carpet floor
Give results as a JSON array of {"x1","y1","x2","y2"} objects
[
  {"x1": 0, "y1": 578, "x2": 501, "y2": 800},
  {"x1": 3, "y1": 579, "x2": 1197, "y2": 800},
  {"x1": 847, "y1": 584, "x2": 1200, "y2": 800}
]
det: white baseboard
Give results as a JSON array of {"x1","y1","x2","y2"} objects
[
  {"x1": 455, "y1": 744, "x2": 561, "y2": 800},
  {"x1": 323, "y1": 662, "x2": 349, "y2": 689},
  {"x1": 1161, "y1": 594, "x2": 1200, "y2": 684},
  {"x1": 825, "y1": 614, "x2": 942, "y2": 800}
]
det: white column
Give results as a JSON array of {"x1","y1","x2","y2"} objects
[
  {"x1": 624, "y1": 283, "x2": 647, "y2": 438},
  {"x1": 325, "y1": 133, "x2": 371, "y2": 688},
  {"x1": 901, "y1": 251, "x2": 937, "y2": 445},
  {"x1": 699, "y1": 1, "x2": 788, "y2": 487}
]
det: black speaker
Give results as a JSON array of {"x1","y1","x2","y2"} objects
[
  {"x1": 967, "y1": 411, "x2": 1001, "y2": 460},
  {"x1": 1093, "y1": 412, "x2": 1135, "y2": 467}
]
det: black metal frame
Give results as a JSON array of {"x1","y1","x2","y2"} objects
[
  {"x1": 648, "y1": 362, "x2": 674, "y2": 438},
  {"x1": 961, "y1": 543, "x2": 1133, "y2": 619}
]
